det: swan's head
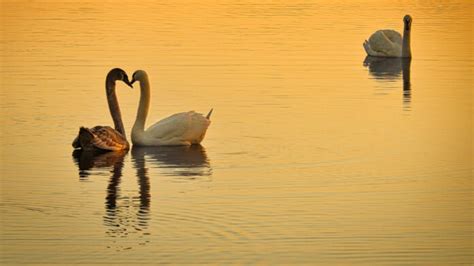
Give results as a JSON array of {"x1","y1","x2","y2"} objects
[
  {"x1": 130, "y1": 70, "x2": 148, "y2": 85},
  {"x1": 403, "y1": 15, "x2": 412, "y2": 30},
  {"x1": 109, "y1": 68, "x2": 133, "y2": 88}
]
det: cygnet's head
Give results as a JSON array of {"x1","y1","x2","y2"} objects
[
  {"x1": 131, "y1": 70, "x2": 148, "y2": 85},
  {"x1": 403, "y1": 15, "x2": 412, "y2": 30}
]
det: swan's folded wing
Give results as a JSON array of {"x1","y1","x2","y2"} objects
[
  {"x1": 89, "y1": 126, "x2": 129, "y2": 151},
  {"x1": 368, "y1": 30, "x2": 402, "y2": 56},
  {"x1": 381, "y1": 30, "x2": 402, "y2": 44},
  {"x1": 146, "y1": 111, "x2": 210, "y2": 144}
]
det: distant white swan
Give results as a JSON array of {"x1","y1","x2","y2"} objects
[
  {"x1": 363, "y1": 15, "x2": 412, "y2": 58},
  {"x1": 130, "y1": 70, "x2": 212, "y2": 146},
  {"x1": 72, "y1": 68, "x2": 132, "y2": 151}
]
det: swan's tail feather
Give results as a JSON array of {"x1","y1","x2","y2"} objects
[
  {"x1": 72, "y1": 127, "x2": 90, "y2": 148},
  {"x1": 363, "y1": 40, "x2": 370, "y2": 55},
  {"x1": 78, "y1": 127, "x2": 95, "y2": 149},
  {"x1": 72, "y1": 135, "x2": 80, "y2": 148},
  {"x1": 206, "y1": 108, "x2": 213, "y2": 120}
]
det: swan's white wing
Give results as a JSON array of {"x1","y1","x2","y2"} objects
[
  {"x1": 380, "y1": 30, "x2": 402, "y2": 44},
  {"x1": 367, "y1": 30, "x2": 402, "y2": 57},
  {"x1": 145, "y1": 111, "x2": 211, "y2": 145}
]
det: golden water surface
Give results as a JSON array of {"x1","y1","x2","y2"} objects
[{"x1": 0, "y1": 0, "x2": 472, "y2": 264}]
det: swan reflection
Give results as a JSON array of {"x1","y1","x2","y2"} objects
[
  {"x1": 72, "y1": 149, "x2": 128, "y2": 181},
  {"x1": 364, "y1": 56, "x2": 412, "y2": 110},
  {"x1": 103, "y1": 152, "x2": 150, "y2": 247},
  {"x1": 131, "y1": 145, "x2": 212, "y2": 180},
  {"x1": 72, "y1": 150, "x2": 150, "y2": 249},
  {"x1": 71, "y1": 145, "x2": 211, "y2": 249}
]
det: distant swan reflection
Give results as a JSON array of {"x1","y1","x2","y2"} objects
[
  {"x1": 364, "y1": 56, "x2": 412, "y2": 110},
  {"x1": 131, "y1": 145, "x2": 212, "y2": 179}
]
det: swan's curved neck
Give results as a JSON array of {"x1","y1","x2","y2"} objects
[
  {"x1": 132, "y1": 75, "x2": 151, "y2": 134},
  {"x1": 402, "y1": 26, "x2": 411, "y2": 58},
  {"x1": 105, "y1": 77, "x2": 126, "y2": 139}
]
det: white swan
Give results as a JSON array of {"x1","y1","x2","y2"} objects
[
  {"x1": 72, "y1": 68, "x2": 133, "y2": 151},
  {"x1": 130, "y1": 70, "x2": 212, "y2": 146},
  {"x1": 363, "y1": 15, "x2": 412, "y2": 58}
]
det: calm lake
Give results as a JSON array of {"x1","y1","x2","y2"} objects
[{"x1": 1, "y1": 0, "x2": 472, "y2": 264}]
